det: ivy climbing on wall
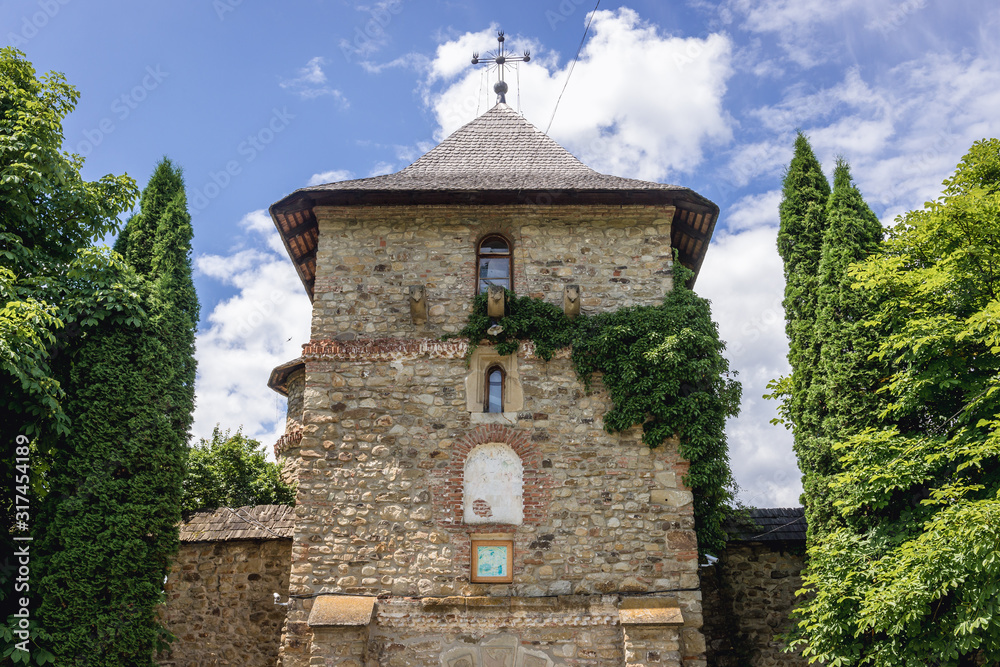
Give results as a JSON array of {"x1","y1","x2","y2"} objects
[{"x1": 450, "y1": 260, "x2": 742, "y2": 555}]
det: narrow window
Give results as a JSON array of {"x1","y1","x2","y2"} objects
[
  {"x1": 477, "y1": 235, "x2": 512, "y2": 294},
  {"x1": 485, "y1": 365, "x2": 505, "y2": 413}
]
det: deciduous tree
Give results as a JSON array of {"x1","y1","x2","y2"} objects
[
  {"x1": 183, "y1": 427, "x2": 295, "y2": 513},
  {"x1": 792, "y1": 138, "x2": 1000, "y2": 666}
]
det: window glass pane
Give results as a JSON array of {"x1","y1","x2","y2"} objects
[
  {"x1": 479, "y1": 257, "x2": 510, "y2": 292},
  {"x1": 487, "y1": 369, "x2": 503, "y2": 413},
  {"x1": 479, "y1": 238, "x2": 509, "y2": 255}
]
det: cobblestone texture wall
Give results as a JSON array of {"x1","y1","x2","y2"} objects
[
  {"x1": 158, "y1": 538, "x2": 291, "y2": 667},
  {"x1": 311, "y1": 204, "x2": 676, "y2": 338},
  {"x1": 700, "y1": 543, "x2": 807, "y2": 667},
  {"x1": 274, "y1": 202, "x2": 709, "y2": 666}
]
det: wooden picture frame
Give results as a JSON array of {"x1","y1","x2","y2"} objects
[{"x1": 470, "y1": 539, "x2": 513, "y2": 583}]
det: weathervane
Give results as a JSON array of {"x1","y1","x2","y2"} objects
[{"x1": 471, "y1": 30, "x2": 530, "y2": 105}]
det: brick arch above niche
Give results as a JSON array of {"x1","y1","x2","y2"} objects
[{"x1": 430, "y1": 425, "x2": 553, "y2": 531}]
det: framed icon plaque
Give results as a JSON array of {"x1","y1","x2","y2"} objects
[{"x1": 470, "y1": 539, "x2": 513, "y2": 583}]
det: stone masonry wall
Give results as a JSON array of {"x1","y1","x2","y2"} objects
[
  {"x1": 278, "y1": 342, "x2": 704, "y2": 666},
  {"x1": 311, "y1": 203, "x2": 676, "y2": 338},
  {"x1": 158, "y1": 538, "x2": 290, "y2": 667},
  {"x1": 700, "y1": 543, "x2": 807, "y2": 667},
  {"x1": 275, "y1": 202, "x2": 707, "y2": 666}
]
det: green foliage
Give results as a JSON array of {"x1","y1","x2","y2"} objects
[
  {"x1": 791, "y1": 139, "x2": 1000, "y2": 665},
  {"x1": 573, "y1": 263, "x2": 742, "y2": 554},
  {"x1": 777, "y1": 131, "x2": 831, "y2": 443},
  {"x1": 32, "y1": 156, "x2": 201, "y2": 665},
  {"x1": 35, "y1": 302, "x2": 186, "y2": 666},
  {"x1": 183, "y1": 427, "x2": 296, "y2": 512},
  {"x1": 121, "y1": 158, "x2": 200, "y2": 446},
  {"x1": 452, "y1": 261, "x2": 741, "y2": 555},
  {"x1": 802, "y1": 159, "x2": 886, "y2": 536},
  {"x1": 1, "y1": 46, "x2": 140, "y2": 441},
  {"x1": 1, "y1": 48, "x2": 140, "y2": 665}
]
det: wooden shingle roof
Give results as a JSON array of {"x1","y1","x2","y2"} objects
[
  {"x1": 270, "y1": 103, "x2": 719, "y2": 298},
  {"x1": 179, "y1": 504, "x2": 294, "y2": 542},
  {"x1": 725, "y1": 507, "x2": 807, "y2": 544}
]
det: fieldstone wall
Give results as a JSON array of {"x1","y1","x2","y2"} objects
[
  {"x1": 700, "y1": 543, "x2": 807, "y2": 667},
  {"x1": 272, "y1": 202, "x2": 711, "y2": 666},
  {"x1": 158, "y1": 538, "x2": 291, "y2": 667},
  {"x1": 310, "y1": 203, "x2": 676, "y2": 338}
]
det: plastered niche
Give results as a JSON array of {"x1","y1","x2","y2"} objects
[
  {"x1": 464, "y1": 347, "x2": 523, "y2": 415},
  {"x1": 463, "y1": 443, "x2": 524, "y2": 525}
]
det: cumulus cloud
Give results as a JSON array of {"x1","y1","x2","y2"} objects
[
  {"x1": 307, "y1": 169, "x2": 354, "y2": 186},
  {"x1": 280, "y1": 57, "x2": 349, "y2": 105},
  {"x1": 751, "y1": 54, "x2": 1000, "y2": 218},
  {"x1": 192, "y1": 210, "x2": 312, "y2": 454},
  {"x1": 423, "y1": 9, "x2": 734, "y2": 182},
  {"x1": 696, "y1": 215, "x2": 799, "y2": 507}
]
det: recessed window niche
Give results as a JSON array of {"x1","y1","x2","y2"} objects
[
  {"x1": 463, "y1": 443, "x2": 524, "y2": 525},
  {"x1": 464, "y1": 347, "x2": 523, "y2": 416}
]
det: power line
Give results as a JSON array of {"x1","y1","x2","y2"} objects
[{"x1": 544, "y1": 0, "x2": 600, "y2": 136}]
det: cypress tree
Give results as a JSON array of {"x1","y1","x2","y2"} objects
[
  {"x1": 776, "y1": 132, "x2": 831, "y2": 516},
  {"x1": 35, "y1": 159, "x2": 198, "y2": 664},
  {"x1": 803, "y1": 159, "x2": 884, "y2": 535},
  {"x1": 123, "y1": 158, "x2": 186, "y2": 278}
]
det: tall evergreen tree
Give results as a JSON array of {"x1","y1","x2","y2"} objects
[
  {"x1": 775, "y1": 132, "x2": 831, "y2": 523},
  {"x1": 802, "y1": 159, "x2": 885, "y2": 535},
  {"x1": 35, "y1": 159, "x2": 198, "y2": 665},
  {"x1": 792, "y1": 139, "x2": 1000, "y2": 667}
]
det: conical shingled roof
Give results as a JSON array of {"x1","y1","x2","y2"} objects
[
  {"x1": 270, "y1": 103, "x2": 719, "y2": 298},
  {"x1": 307, "y1": 103, "x2": 688, "y2": 193}
]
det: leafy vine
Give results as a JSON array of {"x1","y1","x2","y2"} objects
[{"x1": 449, "y1": 261, "x2": 741, "y2": 554}]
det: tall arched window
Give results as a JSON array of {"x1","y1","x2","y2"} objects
[
  {"x1": 485, "y1": 365, "x2": 505, "y2": 413},
  {"x1": 477, "y1": 235, "x2": 512, "y2": 294}
]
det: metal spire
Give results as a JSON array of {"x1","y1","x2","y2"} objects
[{"x1": 471, "y1": 30, "x2": 530, "y2": 105}]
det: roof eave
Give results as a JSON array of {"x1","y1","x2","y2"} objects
[{"x1": 270, "y1": 186, "x2": 719, "y2": 299}]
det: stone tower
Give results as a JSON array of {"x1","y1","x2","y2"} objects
[{"x1": 267, "y1": 103, "x2": 719, "y2": 667}]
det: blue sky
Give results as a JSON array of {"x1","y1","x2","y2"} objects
[{"x1": 6, "y1": 0, "x2": 1000, "y2": 507}]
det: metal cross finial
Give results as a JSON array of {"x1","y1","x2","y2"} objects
[{"x1": 471, "y1": 30, "x2": 530, "y2": 105}]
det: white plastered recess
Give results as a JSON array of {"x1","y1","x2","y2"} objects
[{"x1": 463, "y1": 443, "x2": 524, "y2": 525}]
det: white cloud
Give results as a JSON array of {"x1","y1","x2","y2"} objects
[
  {"x1": 424, "y1": 9, "x2": 734, "y2": 182},
  {"x1": 307, "y1": 169, "x2": 354, "y2": 186},
  {"x1": 750, "y1": 54, "x2": 1000, "y2": 216},
  {"x1": 724, "y1": 190, "x2": 782, "y2": 232},
  {"x1": 367, "y1": 161, "x2": 395, "y2": 176},
  {"x1": 192, "y1": 210, "x2": 312, "y2": 455},
  {"x1": 696, "y1": 219, "x2": 800, "y2": 508},
  {"x1": 280, "y1": 57, "x2": 349, "y2": 105}
]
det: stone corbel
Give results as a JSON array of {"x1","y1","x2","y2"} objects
[
  {"x1": 308, "y1": 595, "x2": 377, "y2": 665},
  {"x1": 487, "y1": 284, "x2": 506, "y2": 319},
  {"x1": 563, "y1": 284, "x2": 580, "y2": 319},
  {"x1": 409, "y1": 284, "x2": 427, "y2": 325}
]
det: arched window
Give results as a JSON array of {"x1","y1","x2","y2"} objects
[
  {"x1": 477, "y1": 235, "x2": 512, "y2": 294},
  {"x1": 485, "y1": 365, "x2": 505, "y2": 413}
]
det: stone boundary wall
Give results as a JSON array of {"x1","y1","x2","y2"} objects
[
  {"x1": 700, "y1": 542, "x2": 807, "y2": 667},
  {"x1": 157, "y1": 538, "x2": 291, "y2": 667}
]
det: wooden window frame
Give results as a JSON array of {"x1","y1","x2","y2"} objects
[
  {"x1": 470, "y1": 538, "x2": 514, "y2": 583},
  {"x1": 476, "y1": 234, "x2": 513, "y2": 295}
]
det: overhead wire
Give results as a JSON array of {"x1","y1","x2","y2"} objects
[{"x1": 544, "y1": 0, "x2": 601, "y2": 135}]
